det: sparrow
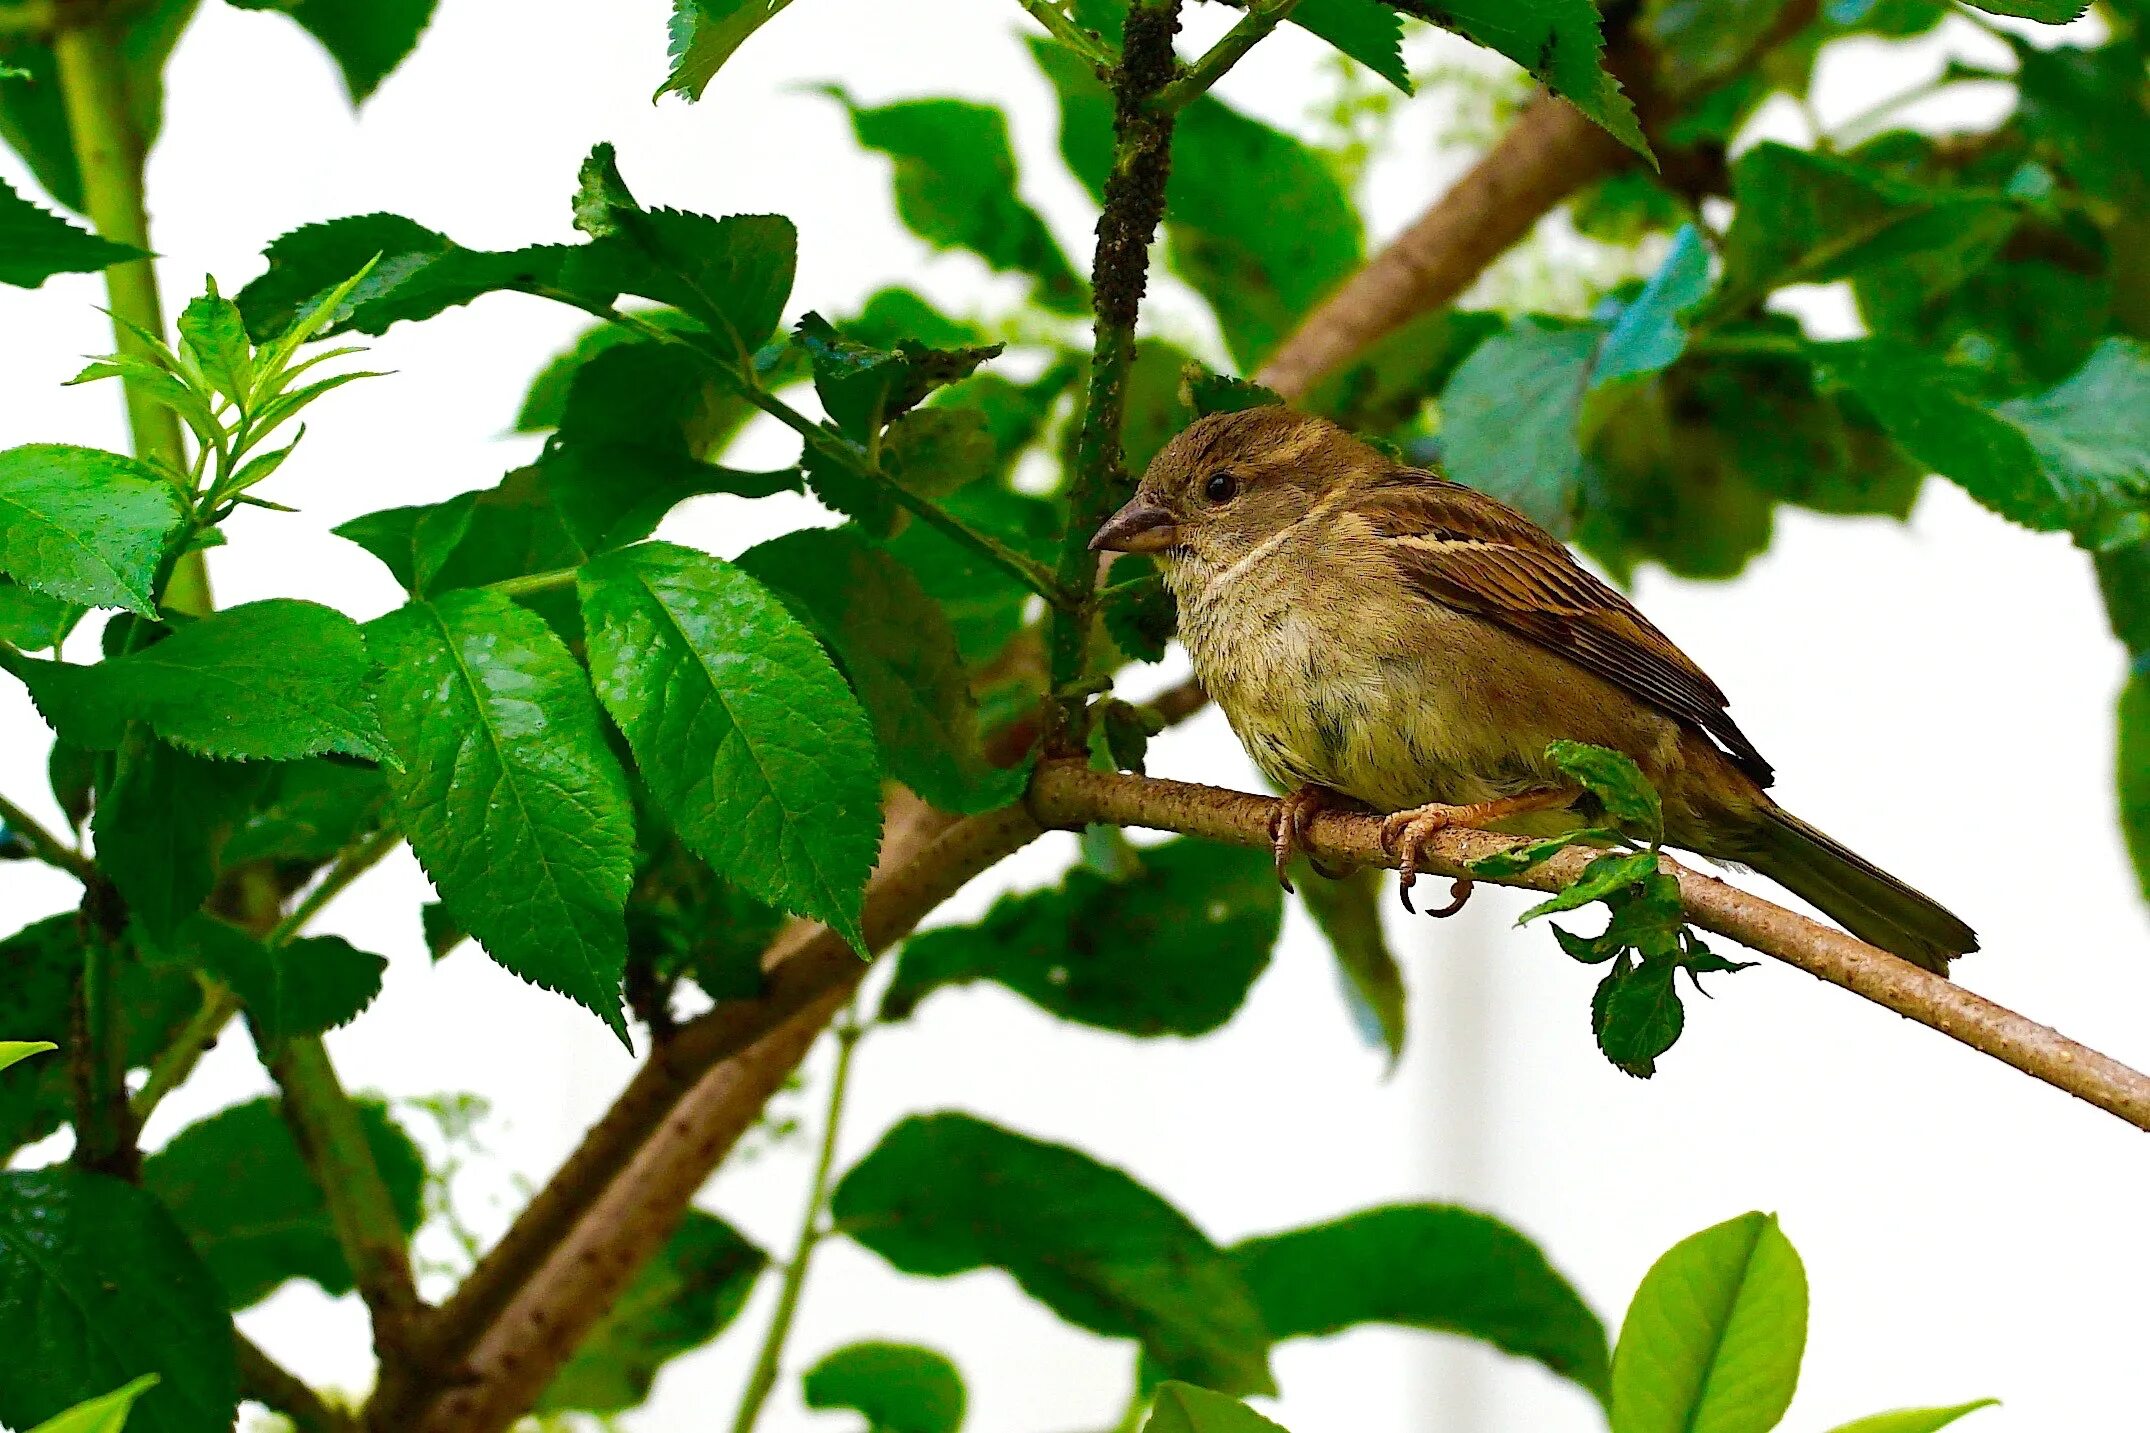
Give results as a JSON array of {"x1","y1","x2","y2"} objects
[{"x1": 1090, "y1": 405, "x2": 1976, "y2": 972}]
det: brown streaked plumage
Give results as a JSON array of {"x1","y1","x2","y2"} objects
[{"x1": 1091, "y1": 405, "x2": 1977, "y2": 972}]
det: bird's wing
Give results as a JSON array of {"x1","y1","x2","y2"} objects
[{"x1": 1357, "y1": 468, "x2": 1775, "y2": 786}]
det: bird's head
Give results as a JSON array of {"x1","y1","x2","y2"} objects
[{"x1": 1089, "y1": 405, "x2": 1380, "y2": 571}]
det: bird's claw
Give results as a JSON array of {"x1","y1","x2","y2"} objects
[
  {"x1": 1270, "y1": 785, "x2": 1336, "y2": 893},
  {"x1": 1382, "y1": 804, "x2": 1469, "y2": 915}
]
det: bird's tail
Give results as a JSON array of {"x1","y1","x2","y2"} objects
[{"x1": 1736, "y1": 805, "x2": 1977, "y2": 974}]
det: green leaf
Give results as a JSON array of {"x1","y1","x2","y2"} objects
[
  {"x1": 237, "y1": 213, "x2": 585, "y2": 339},
  {"x1": 1144, "y1": 1383, "x2": 1287, "y2": 1433},
  {"x1": 538, "y1": 1210, "x2": 766, "y2": 1415},
  {"x1": 1233, "y1": 1204, "x2": 1609, "y2": 1402},
  {"x1": 801, "y1": 1341, "x2": 967, "y2": 1433},
  {"x1": 0, "y1": 445, "x2": 185, "y2": 615},
  {"x1": 658, "y1": 0, "x2": 798, "y2": 101},
  {"x1": 578, "y1": 542, "x2": 882, "y2": 949},
  {"x1": 538, "y1": 340, "x2": 802, "y2": 554},
  {"x1": 1959, "y1": 0, "x2": 2084, "y2": 16},
  {"x1": 567, "y1": 145, "x2": 796, "y2": 366},
  {"x1": 15, "y1": 600, "x2": 389, "y2": 762},
  {"x1": 1438, "y1": 322, "x2": 1599, "y2": 537},
  {"x1": 1290, "y1": 0, "x2": 1409, "y2": 92},
  {"x1": 1520, "y1": 850, "x2": 1661, "y2": 923},
  {"x1": 225, "y1": 0, "x2": 438, "y2": 103},
  {"x1": 827, "y1": 90, "x2": 1086, "y2": 313},
  {"x1": 0, "y1": 176, "x2": 146, "y2": 288},
  {"x1": 141, "y1": 1095, "x2": 424, "y2": 1310},
  {"x1": 0, "y1": 1166, "x2": 239, "y2": 1433},
  {"x1": 884, "y1": 839, "x2": 1281, "y2": 1034},
  {"x1": 1609, "y1": 1211, "x2": 1808, "y2": 1433},
  {"x1": 0, "y1": 916, "x2": 198, "y2": 1150},
  {"x1": 1823, "y1": 1401, "x2": 2000, "y2": 1433},
  {"x1": 1101, "y1": 556, "x2": 1175, "y2": 664},
  {"x1": 2121, "y1": 659, "x2": 2150, "y2": 903},
  {"x1": 334, "y1": 496, "x2": 479, "y2": 596},
  {"x1": 1591, "y1": 955, "x2": 1684, "y2": 1078},
  {"x1": 1414, "y1": 0, "x2": 1650, "y2": 161},
  {"x1": 1718, "y1": 144, "x2": 2010, "y2": 305},
  {"x1": 93, "y1": 743, "x2": 267, "y2": 944},
  {"x1": 1290, "y1": 866, "x2": 1406, "y2": 1066},
  {"x1": 1824, "y1": 338, "x2": 2150, "y2": 550},
  {"x1": 176, "y1": 917, "x2": 383, "y2": 1047},
  {"x1": 832, "y1": 1113, "x2": 1275, "y2": 1395},
  {"x1": 516, "y1": 309, "x2": 714, "y2": 432},
  {"x1": 1033, "y1": 42, "x2": 1362, "y2": 370},
  {"x1": 0, "y1": 1040, "x2": 55, "y2": 1073},
  {"x1": 737, "y1": 527, "x2": 1020, "y2": 814},
  {"x1": 0, "y1": 579, "x2": 82, "y2": 651},
  {"x1": 368, "y1": 590, "x2": 636, "y2": 1032},
  {"x1": 794, "y1": 312, "x2": 1001, "y2": 442},
  {"x1": 26, "y1": 1375, "x2": 161, "y2": 1433},
  {"x1": 1638, "y1": 0, "x2": 1796, "y2": 91},
  {"x1": 173, "y1": 282, "x2": 252, "y2": 406},
  {"x1": 1547, "y1": 741, "x2": 1663, "y2": 839},
  {"x1": 1593, "y1": 224, "x2": 1712, "y2": 390},
  {"x1": 222, "y1": 758, "x2": 389, "y2": 868},
  {"x1": 886, "y1": 483, "x2": 1057, "y2": 666}
]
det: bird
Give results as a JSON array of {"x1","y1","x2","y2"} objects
[{"x1": 1089, "y1": 404, "x2": 1977, "y2": 973}]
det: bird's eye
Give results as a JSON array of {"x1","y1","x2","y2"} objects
[{"x1": 1203, "y1": 470, "x2": 1239, "y2": 503}]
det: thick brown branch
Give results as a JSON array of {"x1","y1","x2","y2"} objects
[
  {"x1": 1256, "y1": 93, "x2": 1625, "y2": 399},
  {"x1": 1028, "y1": 762, "x2": 2150, "y2": 1133},
  {"x1": 389, "y1": 802, "x2": 1044, "y2": 1432}
]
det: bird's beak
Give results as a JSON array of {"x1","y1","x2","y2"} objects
[{"x1": 1089, "y1": 494, "x2": 1181, "y2": 554}]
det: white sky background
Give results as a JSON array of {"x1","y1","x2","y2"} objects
[{"x1": 6, "y1": 2, "x2": 2150, "y2": 1430}]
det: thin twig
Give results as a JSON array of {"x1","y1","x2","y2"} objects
[
  {"x1": 581, "y1": 302, "x2": 1078, "y2": 607},
  {"x1": 727, "y1": 1006, "x2": 864, "y2": 1433},
  {"x1": 1025, "y1": 762, "x2": 2150, "y2": 1133},
  {"x1": 1016, "y1": 0, "x2": 1116, "y2": 70},
  {"x1": 1154, "y1": 0, "x2": 1300, "y2": 111},
  {"x1": 263, "y1": 824, "x2": 404, "y2": 948},
  {"x1": 129, "y1": 978, "x2": 239, "y2": 1124},
  {"x1": 237, "y1": 1331, "x2": 358, "y2": 1433},
  {"x1": 0, "y1": 791, "x2": 95, "y2": 883}
]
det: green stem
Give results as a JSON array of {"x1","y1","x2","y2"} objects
[
  {"x1": 263, "y1": 823, "x2": 404, "y2": 948},
  {"x1": 0, "y1": 789, "x2": 95, "y2": 883},
  {"x1": 269, "y1": 1037, "x2": 423, "y2": 1352},
  {"x1": 50, "y1": 16, "x2": 209, "y2": 617},
  {"x1": 1048, "y1": 0, "x2": 1186, "y2": 753},
  {"x1": 487, "y1": 566, "x2": 581, "y2": 601},
  {"x1": 70, "y1": 924, "x2": 135, "y2": 1175},
  {"x1": 578, "y1": 301, "x2": 1080, "y2": 608},
  {"x1": 129, "y1": 978, "x2": 238, "y2": 1123},
  {"x1": 1154, "y1": 0, "x2": 1300, "y2": 110},
  {"x1": 1016, "y1": 0, "x2": 1116, "y2": 70},
  {"x1": 130, "y1": 825, "x2": 405, "y2": 1129},
  {"x1": 728, "y1": 1014, "x2": 865, "y2": 1433}
]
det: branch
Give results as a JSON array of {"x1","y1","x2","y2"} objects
[
  {"x1": 0, "y1": 790, "x2": 95, "y2": 883},
  {"x1": 1027, "y1": 763, "x2": 2150, "y2": 1133},
  {"x1": 237, "y1": 1332, "x2": 357, "y2": 1433},
  {"x1": 1015, "y1": 0, "x2": 1116, "y2": 72},
  {"x1": 268, "y1": 1038, "x2": 425, "y2": 1357},
  {"x1": 1253, "y1": 1, "x2": 1823, "y2": 399},
  {"x1": 1155, "y1": 0, "x2": 1300, "y2": 111},
  {"x1": 385, "y1": 802, "x2": 1043, "y2": 1432},
  {"x1": 1047, "y1": 0, "x2": 1185, "y2": 751}
]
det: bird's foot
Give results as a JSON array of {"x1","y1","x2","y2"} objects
[
  {"x1": 1377, "y1": 788, "x2": 1571, "y2": 913},
  {"x1": 1379, "y1": 803, "x2": 1474, "y2": 914},
  {"x1": 1269, "y1": 784, "x2": 1341, "y2": 893}
]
